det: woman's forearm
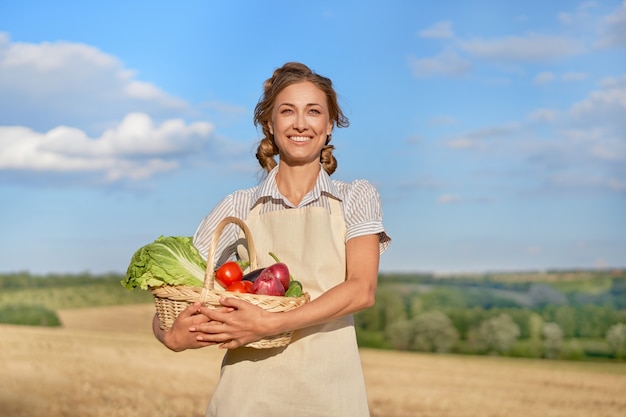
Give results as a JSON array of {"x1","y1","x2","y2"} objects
[{"x1": 268, "y1": 234, "x2": 380, "y2": 334}]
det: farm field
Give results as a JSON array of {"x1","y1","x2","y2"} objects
[{"x1": 0, "y1": 304, "x2": 625, "y2": 417}]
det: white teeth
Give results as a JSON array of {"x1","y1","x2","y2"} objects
[{"x1": 290, "y1": 136, "x2": 311, "y2": 142}]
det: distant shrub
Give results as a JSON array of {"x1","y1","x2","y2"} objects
[
  {"x1": 474, "y1": 313, "x2": 521, "y2": 355},
  {"x1": 579, "y1": 339, "x2": 613, "y2": 359},
  {"x1": 386, "y1": 319, "x2": 414, "y2": 351},
  {"x1": 412, "y1": 310, "x2": 459, "y2": 353},
  {"x1": 0, "y1": 304, "x2": 61, "y2": 327},
  {"x1": 606, "y1": 323, "x2": 626, "y2": 359},
  {"x1": 508, "y1": 340, "x2": 542, "y2": 359},
  {"x1": 542, "y1": 322, "x2": 564, "y2": 359},
  {"x1": 356, "y1": 329, "x2": 392, "y2": 350},
  {"x1": 561, "y1": 339, "x2": 586, "y2": 361}
]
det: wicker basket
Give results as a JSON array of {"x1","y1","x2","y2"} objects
[{"x1": 151, "y1": 216, "x2": 310, "y2": 349}]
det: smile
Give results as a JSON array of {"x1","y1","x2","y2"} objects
[{"x1": 289, "y1": 136, "x2": 312, "y2": 142}]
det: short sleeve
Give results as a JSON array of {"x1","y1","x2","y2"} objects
[{"x1": 342, "y1": 180, "x2": 391, "y2": 254}]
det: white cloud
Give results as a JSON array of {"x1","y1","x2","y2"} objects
[
  {"x1": 597, "y1": 0, "x2": 626, "y2": 48},
  {"x1": 0, "y1": 33, "x2": 253, "y2": 185},
  {"x1": 445, "y1": 123, "x2": 522, "y2": 150},
  {"x1": 0, "y1": 33, "x2": 117, "y2": 71},
  {"x1": 533, "y1": 71, "x2": 556, "y2": 84},
  {"x1": 534, "y1": 71, "x2": 589, "y2": 84},
  {"x1": 0, "y1": 112, "x2": 213, "y2": 181},
  {"x1": 437, "y1": 194, "x2": 462, "y2": 204},
  {"x1": 409, "y1": 50, "x2": 472, "y2": 78},
  {"x1": 527, "y1": 108, "x2": 558, "y2": 123},
  {"x1": 418, "y1": 21, "x2": 454, "y2": 39},
  {"x1": 459, "y1": 33, "x2": 585, "y2": 63},
  {"x1": 0, "y1": 33, "x2": 188, "y2": 135},
  {"x1": 569, "y1": 75, "x2": 626, "y2": 127},
  {"x1": 445, "y1": 75, "x2": 626, "y2": 195},
  {"x1": 562, "y1": 71, "x2": 589, "y2": 81},
  {"x1": 558, "y1": 1, "x2": 598, "y2": 26}
]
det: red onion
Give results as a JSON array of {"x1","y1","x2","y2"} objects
[
  {"x1": 252, "y1": 275, "x2": 285, "y2": 296},
  {"x1": 259, "y1": 263, "x2": 290, "y2": 291}
]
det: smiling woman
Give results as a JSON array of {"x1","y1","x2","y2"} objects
[{"x1": 153, "y1": 62, "x2": 391, "y2": 417}]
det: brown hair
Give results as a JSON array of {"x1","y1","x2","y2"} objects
[{"x1": 253, "y1": 62, "x2": 349, "y2": 175}]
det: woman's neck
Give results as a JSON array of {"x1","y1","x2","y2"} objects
[{"x1": 275, "y1": 163, "x2": 321, "y2": 207}]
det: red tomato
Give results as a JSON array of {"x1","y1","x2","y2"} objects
[
  {"x1": 215, "y1": 261, "x2": 243, "y2": 288},
  {"x1": 226, "y1": 280, "x2": 252, "y2": 293}
]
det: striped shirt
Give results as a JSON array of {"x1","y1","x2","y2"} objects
[{"x1": 193, "y1": 165, "x2": 391, "y2": 266}]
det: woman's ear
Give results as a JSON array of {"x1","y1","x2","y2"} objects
[{"x1": 268, "y1": 121, "x2": 274, "y2": 136}]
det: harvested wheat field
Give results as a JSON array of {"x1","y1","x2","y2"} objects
[{"x1": 0, "y1": 304, "x2": 624, "y2": 417}]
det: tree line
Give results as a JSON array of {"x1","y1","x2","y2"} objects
[
  {"x1": 2, "y1": 270, "x2": 625, "y2": 360},
  {"x1": 355, "y1": 271, "x2": 626, "y2": 361}
]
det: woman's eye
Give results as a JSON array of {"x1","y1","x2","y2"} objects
[{"x1": 309, "y1": 109, "x2": 321, "y2": 114}]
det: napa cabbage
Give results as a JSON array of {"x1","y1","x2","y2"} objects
[{"x1": 121, "y1": 235, "x2": 206, "y2": 290}]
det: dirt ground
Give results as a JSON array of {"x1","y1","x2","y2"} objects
[{"x1": 0, "y1": 304, "x2": 624, "y2": 417}]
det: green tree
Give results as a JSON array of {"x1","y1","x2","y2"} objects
[
  {"x1": 606, "y1": 323, "x2": 626, "y2": 360},
  {"x1": 446, "y1": 307, "x2": 488, "y2": 340},
  {"x1": 542, "y1": 322, "x2": 564, "y2": 359},
  {"x1": 420, "y1": 287, "x2": 467, "y2": 310},
  {"x1": 476, "y1": 313, "x2": 521, "y2": 354},
  {"x1": 354, "y1": 302, "x2": 382, "y2": 332},
  {"x1": 409, "y1": 295, "x2": 424, "y2": 319},
  {"x1": 386, "y1": 318, "x2": 414, "y2": 351},
  {"x1": 355, "y1": 287, "x2": 406, "y2": 332},
  {"x1": 412, "y1": 311, "x2": 459, "y2": 353},
  {"x1": 378, "y1": 288, "x2": 407, "y2": 327},
  {"x1": 576, "y1": 305, "x2": 617, "y2": 338},
  {"x1": 528, "y1": 313, "x2": 544, "y2": 358},
  {"x1": 552, "y1": 305, "x2": 577, "y2": 338},
  {"x1": 528, "y1": 283, "x2": 566, "y2": 307}
]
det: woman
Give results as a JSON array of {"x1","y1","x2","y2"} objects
[{"x1": 153, "y1": 62, "x2": 391, "y2": 416}]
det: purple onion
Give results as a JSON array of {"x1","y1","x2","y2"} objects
[{"x1": 252, "y1": 275, "x2": 285, "y2": 296}]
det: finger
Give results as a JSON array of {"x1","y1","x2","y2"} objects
[
  {"x1": 188, "y1": 314, "x2": 214, "y2": 329},
  {"x1": 190, "y1": 319, "x2": 225, "y2": 333},
  {"x1": 179, "y1": 302, "x2": 202, "y2": 319},
  {"x1": 195, "y1": 329, "x2": 232, "y2": 344},
  {"x1": 198, "y1": 306, "x2": 232, "y2": 323},
  {"x1": 194, "y1": 340, "x2": 218, "y2": 348},
  {"x1": 219, "y1": 296, "x2": 249, "y2": 310}
]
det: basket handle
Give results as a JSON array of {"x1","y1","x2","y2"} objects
[{"x1": 204, "y1": 216, "x2": 258, "y2": 291}]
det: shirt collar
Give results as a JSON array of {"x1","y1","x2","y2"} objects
[{"x1": 251, "y1": 164, "x2": 342, "y2": 209}]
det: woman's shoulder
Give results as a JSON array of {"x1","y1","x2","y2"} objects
[
  {"x1": 331, "y1": 178, "x2": 381, "y2": 201},
  {"x1": 229, "y1": 185, "x2": 259, "y2": 199}
]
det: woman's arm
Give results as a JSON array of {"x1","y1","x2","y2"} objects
[
  {"x1": 193, "y1": 234, "x2": 380, "y2": 349},
  {"x1": 153, "y1": 303, "x2": 220, "y2": 352}
]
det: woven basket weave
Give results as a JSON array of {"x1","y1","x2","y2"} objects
[{"x1": 151, "y1": 216, "x2": 310, "y2": 349}]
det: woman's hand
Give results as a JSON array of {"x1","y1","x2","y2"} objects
[
  {"x1": 153, "y1": 302, "x2": 222, "y2": 352},
  {"x1": 195, "y1": 297, "x2": 275, "y2": 349}
]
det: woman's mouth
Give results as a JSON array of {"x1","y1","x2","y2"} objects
[{"x1": 289, "y1": 136, "x2": 312, "y2": 142}]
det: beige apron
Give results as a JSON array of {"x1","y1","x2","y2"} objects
[{"x1": 206, "y1": 198, "x2": 370, "y2": 417}]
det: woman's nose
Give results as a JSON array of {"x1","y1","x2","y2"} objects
[{"x1": 293, "y1": 112, "x2": 307, "y2": 131}]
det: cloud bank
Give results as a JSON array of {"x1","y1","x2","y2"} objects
[{"x1": 0, "y1": 33, "x2": 220, "y2": 184}]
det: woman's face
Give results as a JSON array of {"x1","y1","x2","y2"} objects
[{"x1": 268, "y1": 81, "x2": 333, "y2": 168}]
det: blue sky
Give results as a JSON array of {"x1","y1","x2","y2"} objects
[{"x1": 0, "y1": 0, "x2": 624, "y2": 275}]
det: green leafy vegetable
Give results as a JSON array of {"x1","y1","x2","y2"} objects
[{"x1": 121, "y1": 236, "x2": 206, "y2": 290}]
